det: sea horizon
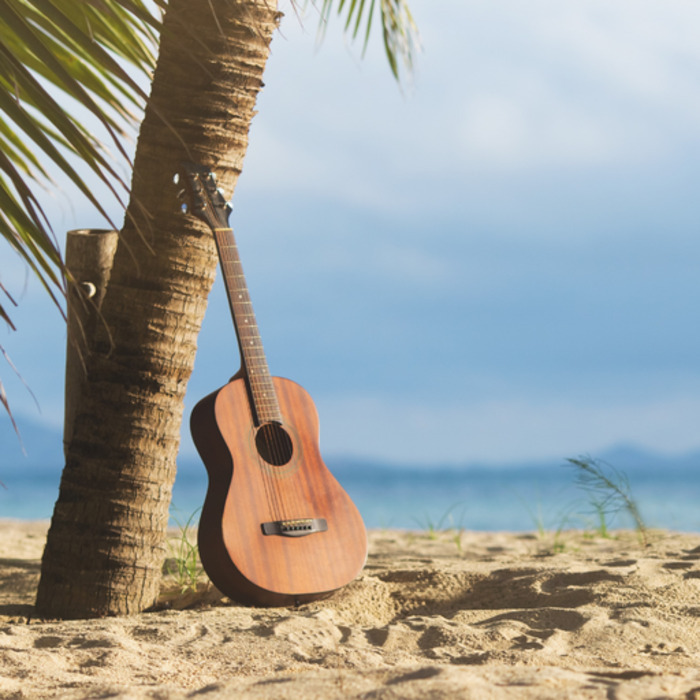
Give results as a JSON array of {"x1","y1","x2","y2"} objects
[{"x1": 3, "y1": 444, "x2": 699, "y2": 533}]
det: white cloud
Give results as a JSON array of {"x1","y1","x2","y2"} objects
[
  {"x1": 538, "y1": 0, "x2": 700, "y2": 105},
  {"x1": 270, "y1": 0, "x2": 700, "y2": 180},
  {"x1": 448, "y1": 0, "x2": 700, "y2": 172},
  {"x1": 458, "y1": 83, "x2": 625, "y2": 170}
]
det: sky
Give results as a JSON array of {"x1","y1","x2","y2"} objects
[{"x1": 2, "y1": 0, "x2": 700, "y2": 467}]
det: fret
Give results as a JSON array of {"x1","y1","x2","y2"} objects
[
  {"x1": 247, "y1": 366, "x2": 272, "y2": 375},
  {"x1": 250, "y1": 394, "x2": 277, "y2": 406},
  {"x1": 248, "y1": 384, "x2": 273, "y2": 392},
  {"x1": 247, "y1": 368, "x2": 274, "y2": 379},
  {"x1": 256, "y1": 399, "x2": 282, "y2": 408},
  {"x1": 212, "y1": 220, "x2": 280, "y2": 425},
  {"x1": 251, "y1": 394, "x2": 278, "y2": 406},
  {"x1": 247, "y1": 373, "x2": 275, "y2": 386},
  {"x1": 249, "y1": 383, "x2": 275, "y2": 392},
  {"x1": 258, "y1": 412, "x2": 283, "y2": 423},
  {"x1": 248, "y1": 383, "x2": 275, "y2": 394}
]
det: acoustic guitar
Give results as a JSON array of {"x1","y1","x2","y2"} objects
[{"x1": 180, "y1": 162, "x2": 367, "y2": 606}]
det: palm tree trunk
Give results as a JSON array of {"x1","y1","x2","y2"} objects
[{"x1": 35, "y1": 0, "x2": 280, "y2": 619}]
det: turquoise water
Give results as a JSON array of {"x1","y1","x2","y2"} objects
[{"x1": 3, "y1": 461, "x2": 699, "y2": 533}]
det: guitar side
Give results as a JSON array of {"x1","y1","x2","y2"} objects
[{"x1": 191, "y1": 375, "x2": 368, "y2": 606}]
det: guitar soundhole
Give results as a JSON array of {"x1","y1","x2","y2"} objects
[{"x1": 255, "y1": 422, "x2": 294, "y2": 466}]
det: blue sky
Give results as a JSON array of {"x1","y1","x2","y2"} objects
[{"x1": 2, "y1": 0, "x2": 700, "y2": 466}]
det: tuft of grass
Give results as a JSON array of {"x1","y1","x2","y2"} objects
[
  {"x1": 539, "y1": 511, "x2": 574, "y2": 555},
  {"x1": 527, "y1": 500, "x2": 547, "y2": 540},
  {"x1": 413, "y1": 502, "x2": 465, "y2": 540},
  {"x1": 550, "y1": 519, "x2": 570, "y2": 554},
  {"x1": 452, "y1": 528, "x2": 464, "y2": 554},
  {"x1": 165, "y1": 508, "x2": 204, "y2": 593},
  {"x1": 566, "y1": 456, "x2": 648, "y2": 547},
  {"x1": 518, "y1": 492, "x2": 575, "y2": 555},
  {"x1": 590, "y1": 500, "x2": 612, "y2": 539},
  {"x1": 413, "y1": 503, "x2": 467, "y2": 554}
]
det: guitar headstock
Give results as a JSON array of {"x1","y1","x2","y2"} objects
[{"x1": 177, "y1": 161, "x2": 232, "y2": 231}]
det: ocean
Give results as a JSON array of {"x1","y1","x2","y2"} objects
[{"x1": 2, "y1": 455, "x2": 700, "y2": 533}]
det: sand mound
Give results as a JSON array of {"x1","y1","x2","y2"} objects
[{"x1": 2, "y1": 523, "x2": 700, "y2": 698}]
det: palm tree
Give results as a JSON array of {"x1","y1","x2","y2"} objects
[{"x1": 0, "y1": 0, "x2": 418, "y2": 618}]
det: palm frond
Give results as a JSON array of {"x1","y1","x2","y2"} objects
[
  {"x1": 315, "y1": 0, "x2": 419, "y2": 81},
  {"x1": 0, "y1": 0, "x2": 162, "y2": 418}
]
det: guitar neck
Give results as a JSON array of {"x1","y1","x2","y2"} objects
[{"x1": 214, "y1": 226, "x2": 281, "y2": 425}]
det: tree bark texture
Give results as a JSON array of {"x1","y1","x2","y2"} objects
[
  {"x1": 63, "y1": 228, "x2": 119, "y2": 454},
  {"x1": 36, "y1": 0, "x2": 280, "y2": 619}
]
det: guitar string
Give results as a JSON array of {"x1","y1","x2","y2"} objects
[
  {"x1": 245, "y1": 334, "x2": 289, "y2": 521},
  {"x1": 250, "y1": 371, "x2": 299, "y2": 521},
  {"x1": 271, "y1": 380, "x2": 307, "y2": 522},
  {"x1": 254, "y1": 373, "x2": 309, "y2": 523},
  {"x1": 239, "y1": 321, "x2": 286, "y2": 522},
  {"x1": 233, "y1": 268, "x2": 297, "y2": 521},
  {"x1": 206, "y1": 184, "x2": 298, "y2": 522},
  {"x1": 213, "y1": 222, "x2": 285, "y2": 522},
  {"x1": 268, "y1": 384, "x2": 306, "y2": 522},
  {"x1": 194, "y1": 177, "x2": 285, "y2": 522},
  {"x1": 266, "y1": 383, "x2": 296, "y2": 521},
  {"x1": 198, "y1": 175, "x2": 329, "y2": 533},
  {"x1": 269, "y1": 418, "x2": 296, "y2": 521},
  {"x1": 241, "y1": 289, "x2": 288, "y2": 522},
  {"x1": 261, "y1": 401, "x2": 291, "y2": 521}
]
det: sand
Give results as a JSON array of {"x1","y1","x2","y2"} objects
[{"x1": 2, "y1": 521, "x2": 700, "y2": 699}]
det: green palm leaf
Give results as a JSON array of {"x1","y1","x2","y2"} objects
[
  {"x1": 316, "y1": 0, "x2": 419, "y2": 80},
  {"x1": 0, "y1": 0, "x2": 162, "y2": 417}
]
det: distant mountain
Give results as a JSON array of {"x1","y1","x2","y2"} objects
[
  {"x1": 323, "y1": 445, "x2": 700, "y2": 475},
  {"x1": 595, "y1": 444, "x2": 700, "y2": 473}
]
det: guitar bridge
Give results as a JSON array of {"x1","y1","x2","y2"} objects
[{"x1": 261, "y1": 518, "x2": 328, "y2": 538}]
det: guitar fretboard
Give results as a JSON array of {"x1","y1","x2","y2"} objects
[{"x1": 214, "y1": 227, "x2": 281, "y2": 425}]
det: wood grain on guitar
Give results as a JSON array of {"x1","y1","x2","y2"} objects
[{"x1": 179, "y1": 162, "x2": 367, "y2": 606}]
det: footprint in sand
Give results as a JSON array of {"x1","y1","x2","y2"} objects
[
  {"x1": 602, "y1": 559, "x2": 638, "y2": 568},
  {"x1": 476, "y1": 608, "x2": 588, "y2": 633},
  {"x1": 662, "y1": 561, "x2": 695, "y2": 570},
  {"x1": 682, "y1": 546, "x2": 700, "y2": 560},
  {"x1": 271, "y1": 611, "x2": 342, "y2": 660}
]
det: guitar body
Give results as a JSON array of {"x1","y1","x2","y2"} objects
[{"x1": 191, "y1": 375, "x2": 368, "y2": 606}]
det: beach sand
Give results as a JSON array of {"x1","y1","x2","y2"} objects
[{"x1": 2, "y1": 521, "x2": 700, "y2": 699}]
